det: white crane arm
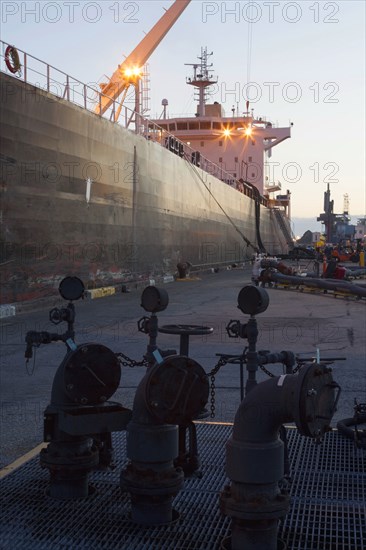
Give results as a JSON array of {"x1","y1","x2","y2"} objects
[{"x1": 96, "y1": 0, "x2": 191, "y2": 115}]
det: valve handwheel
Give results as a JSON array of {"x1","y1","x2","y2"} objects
[{"x1": 159, "y1": 324, "x2": 213, "y2": 356}]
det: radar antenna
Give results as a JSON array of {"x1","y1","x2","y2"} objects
[{"x1": 185, "y1": 47, "x2": 218, "y2": 117}]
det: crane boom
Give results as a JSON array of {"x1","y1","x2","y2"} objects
[{"x1": 96, "y1": 0, "x2": 191, "y2": 115}]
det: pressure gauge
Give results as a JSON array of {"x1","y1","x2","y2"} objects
[
  {"x1": 59, "y1": 276, "x2": 85, "y2": 301},
  {"x1": 141, "y1": 286, "x2": 169, "y2": 312},
  {"x1": 237, "y1": 285, "x2": 269, "y2": 315}
]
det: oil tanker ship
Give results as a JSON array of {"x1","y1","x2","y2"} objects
[{"x1": 0, "y1": 0, "x2": 293, "y2": 304}]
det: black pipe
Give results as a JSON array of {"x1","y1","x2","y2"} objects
[
  {"x1": 221, "y1": 364, "x2": 340, "y2": 550},
  {"x1": 258, "y1": 350, "x2": 295, "y2": 374},
  {"x1": 245, "y1": 181, "x2": 266, "y2": 253},
  {"x1": 268, "y1": 272, "x2": 366, "y2": 297}
]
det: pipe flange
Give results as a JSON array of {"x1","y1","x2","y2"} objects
[
  {"x1": 220, "y1": 488, "x2": 289, "y2": 521},
  {"x1": 121, "y1": 464, "x2": 184, "y2": 496},
  {"x1": 40, "y1": 445, "x2": 99, "y2": 471}
]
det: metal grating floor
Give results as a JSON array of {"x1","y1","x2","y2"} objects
[{"x1": 0, "y1": 424, "x2": 365, "y2": 550}]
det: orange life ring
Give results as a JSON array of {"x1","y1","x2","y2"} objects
[{"x1": 5, "y1": 45, "x2": 21, "y2": 75}]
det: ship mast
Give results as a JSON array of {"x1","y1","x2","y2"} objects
[
  {"x1": 96, "y1": 0, "x2": 191, "y2": 117},
  {"x1": 185, "y1": 47, "x2": 218, "y2": 117}
]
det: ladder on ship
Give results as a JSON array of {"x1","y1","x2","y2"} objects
[{"x1": 273, "y1": 208, "x2": 294, "y2": 249}]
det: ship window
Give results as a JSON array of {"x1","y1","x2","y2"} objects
[
  {"x1": 200, "y1": 121, "x2": 211, "y2": 130},
  {"x1": 219, "y1": 141, "x2": 223, "y2": 146},
  {"x1": 252, "y1": 173, "x2": 255, "y2": 178},
  {"x1": 248, "y1": 156, "x2": 252, "y2": 162},
  {"x1": 169, "y1": 123, "x2": 176, "y2": 131},
  {"x1": 188, "y1": 122, "x2": 199, "y2": 130},
  {"x1": 234, "y1": 157, "x2": 238, "y2": 163},
  {"x1": 213, "y1": 122, "x2": 221, "y2": 130},
  {"x1": 233, "y1": 173, "x2": 237, "y2": 177},
  {"x1": 159, "y1": 124, "x2": 168, "y2": 130},
  {"x1": 200, "y1": 141, "x2": 204, "y2": 147},
  {"x1": 177, "y1": 122, "x2": 188, "y2": 130},
  {"x1": 251, "y1": 140, "x2": 255, "y2": 145},
  {"x1": 219, "y1": 157, "x2": 223, "y2": 163}
]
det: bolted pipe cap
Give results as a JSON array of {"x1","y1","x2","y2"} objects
[
  {"x1": 144, "y1": 356, "x2": 209, "y2": 424},
  {"x1": 294, "y1": 363, "x2": 341, "y2": 438}
]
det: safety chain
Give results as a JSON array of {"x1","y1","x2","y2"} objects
[
  {"x1": 206, "y1": 354, "x2": 300, "y2": 418},
  {"x1": 258, "y1": 364, "x2": 275, "y2": 378},
  {"x1": 293, "y1": 362, "x2": 302, "y2": 374},
  {"x1": 206, "y1": 357, "x2": 229, "y2": 419},
  {"x1": 259, "y1": 362, "x2": 300, "y2": 376},
  {"x1": 115, "y1": 352, "x2": 148, "y2": 368}
]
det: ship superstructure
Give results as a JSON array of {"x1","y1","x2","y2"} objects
[{"x1": 150, "y1": 47, "x2": 291, "y2": 205}]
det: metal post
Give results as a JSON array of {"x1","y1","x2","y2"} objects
[
  {"x1": 24, "y1": 53, "x2": 27, "y2": 83},
  {"x1": 245, "y1": 317, "x2": 259, "y2": 394}
]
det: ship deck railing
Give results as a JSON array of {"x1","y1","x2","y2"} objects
[{"x1": 0, "y1": 40, "x2": 285, "y2": 211}]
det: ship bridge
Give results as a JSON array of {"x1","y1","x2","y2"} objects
[
  {"x1": 150, "y1": 109, "x2": 291, "y2": 195},
  {"x1": 150, "y1": 47, "x2": 291, "y2": 196}
]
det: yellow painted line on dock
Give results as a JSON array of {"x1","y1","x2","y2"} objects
[
  {"x1": 85, "y1": 286, "x2": 116, "y2": 299},
  {"x1": 0, "y1": 442, "x2": 47, "y2": 479}
]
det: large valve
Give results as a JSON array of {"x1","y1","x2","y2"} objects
[
  {"x1": 121, "y1": 354, "x2": 209, "y2": 525},
  {"x1": 220, "y1": 285, "x2": 341, "y2": 550},
  {"x1": 24, "y1": 276, "x2": 131, "y2": 499}
]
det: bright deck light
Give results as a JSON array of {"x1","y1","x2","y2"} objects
[
  {"x1": 223, "y1": 128, "x2": 231, "y2": 137},
  {"x1": 124, "y1": 67, "x2": 142, "y2": 79}
]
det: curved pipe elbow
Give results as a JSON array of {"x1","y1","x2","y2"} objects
[
  {"x1": 130, "y1": 369, "x2": 159, "y2": 426},
  {"x1": 50, "y1": 354, "x2": 74, "y2": 406},
  {"x1": 126, "y1": 367, "x2": 179, "y2": 464},
  {"x1": 232, "y1": 374, "x2": 297, "y2": 444},
  {"x1": 226, "y1": 374, "x2": 298, "y2": 487}
]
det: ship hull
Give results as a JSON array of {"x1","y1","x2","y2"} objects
[{"x1": 0, "y1": 73, "x2": 289, "y2": 303}]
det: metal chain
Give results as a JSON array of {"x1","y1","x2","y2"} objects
[
  {"x1": 115, "y1": 352, "x2": 148, "y2": 368},
  {"x1": 293, "y1": 362, "x2": 302, "y2": 374},
  {"x1": 207, "y1": 356, "x2": 228, "y2": 419},
  {"x1": 258, "y1": 363, "x2": 275, "y2": 378}
]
